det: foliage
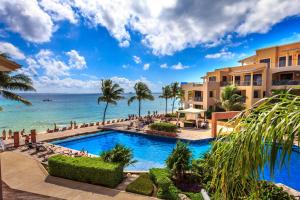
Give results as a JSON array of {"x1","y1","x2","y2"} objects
[
  {"x1": 128, "y1": 82, "x2": 154, "y2": 117},
  {"x1": 149, "y1": 122, "x2": 178, "y2": 133},
  {"x1": 177, "y1": 88, "x2": 185, "y2": 109},
  {"x1": 166, "y1": 141, "x2": 192, "y2": 180},
  {"x1": 247, "y1": 181, "x2": 296, "y2": 200},
  {"x1": 170, "y1": 82, "x2": 181, "y2": 113},
  {"x1": 100, "y1": 144, "x2": 136, "y2": 167},
  {"x1": 98, "y1": 79, "x2": 124, "y2": 123},
  {"x1": 0, "y1": 71, "x2": 35, "y2": 111},
  {"x1": 48, "y1": 155, "x2": 123, "y2": 188},
  {"x1": 125, "y1": 174, "x2": 154, "y2": 196},
  {"x1": 219, "y1": 85, "x2": 244, "y2": 111},
  {"x1": 160, "y1": 85, "x2": 172, "y2": 114},
  {"x1": 208, "y1": 92, "x2": 300, "y2": 199},
  {"x1": 165, "y1": 113, "x2": 177, "y2": 118}
]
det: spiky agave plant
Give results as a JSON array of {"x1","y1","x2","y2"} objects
[{"x1": 209, "y1": 91, "x2": 300, "y2": 199}]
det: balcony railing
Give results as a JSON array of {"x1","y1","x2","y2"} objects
[
  {"x1": 272, "y1": 80, "x2": 300, "y2": 86},
  {"x1": 194, "y1": 97, "x2": 203, "y2": 102},
  {"x1": 221, "y1": 81, "x2": 262, "y2": 86}
]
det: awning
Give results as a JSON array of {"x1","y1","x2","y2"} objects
[{"x1": 177, "y1": 107, "x2": 206, "y2": 114}]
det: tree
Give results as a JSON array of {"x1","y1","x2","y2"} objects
[
  {"x1": 128, "y1": 82, "x2": 154, "y2": 117},
  {"x1": 0, "y1": 72, "x2": 35, "y2": 111},
  {"x1": 98, "y1": 79, "x2": 124, "y2": 124},
  {"x1": 170, "y1": 82, "x2": 180, "y2": 114},
  {"x1": 219, "y1": 85, "x2": 244, "y2": 111},
  {"x1": 100, "y1": 144, "x2": 137, "y2": 167},
  {"x1": 159, "y1": 85, "x2": 172, "y2": 115},
  {"x1": 208, "y1": 91, "x2": 300, "y2": 199},
  {"x1": 177, "y1": 88, "x2": 185, "y2": 109},
  {"x1": 166, "y1": 141, "x2": 192, "y2": 180}
]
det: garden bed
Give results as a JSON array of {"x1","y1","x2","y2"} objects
[{"x1": 125, "y1": 173, "x2": 154, "y2": 196}]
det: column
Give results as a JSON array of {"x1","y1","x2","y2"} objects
[{"x1": 13, "y1": 131, "x2": 20, "y2": 148}]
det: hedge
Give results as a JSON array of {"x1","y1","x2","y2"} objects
[
  {"x1": 149, "y1": 122, "x2": 178, "y2": 133},
  {"x1": 48, "y1": 155, "x2": 123, "y2": 188},
  {"x1": 125, "y1": 174, "x2": 154, "y2": 196}
]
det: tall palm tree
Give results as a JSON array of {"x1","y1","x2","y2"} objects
[
  {"x1": 159, "y1": 85, "x2": 172, "y2": 114},
  {"x1": 209, "y1": 91, "x2": 300, "y2": 199},
  {"x1": 177, "y1": 88, "x2": 185, "y2": 109},
  {"x1": 98, "y1": 79, "x2": 124, "y2": 124},
  {"x1": 128, "y1": 82, "x2": 154, "y2": 117},
  {"x1": 0, "y1": 72, "x2": 35, "y2": 111},
  {"x1": 219, "y1": 85, "x2": 244, "y2": 111},
  {"x1": 170, "y1": 82, "x2": 180, "y2": 114}
]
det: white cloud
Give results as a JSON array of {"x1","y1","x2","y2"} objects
[
  {"x1": 66, "y1": 50, "x2": 87, "y2": 69},
  {"x1": 39, "y1": 0, "x2": 77, "y2": 24},
  {"x1": 0, "y1": 42, "x2": 25, "y2": 60},
  {"x1": 0, "y1": 0, "x2": 54, "y2": 43},
  {"x1": 160, "y1": 63, "x2": 168, "y2": 69},
  {"x1": 205, "y1": 49, "x2": 235, "y2": 59},
  {"x1": 133, "y1": 55, "x2": 142, "y2": 64},
  {"x1": 110, "y1": 76, "x2": 158, "y2": 93},
  {"x1": 171, "y1": 62, "x2": 189, "y2": 70},
  {"x1": 143, "y1": 63, "x2": 150, "y2": 70}
]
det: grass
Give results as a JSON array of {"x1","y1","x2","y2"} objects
[{"x1": 126, "y1": 174, "x2": 154, "y2": 196}]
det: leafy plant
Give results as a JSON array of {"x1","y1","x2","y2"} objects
[
  {"x1": 128, "y1": 82, "x2": 154, "y2": 117},
  {"x1": 100, "y1": 144, "x2": 137, "y2": 167},
  {"x1": 219, "y1": 85, "x2": 244, "y2": 111},
  {"x1": 166, "y1": 141, "x2": 192, "y2": 180},
  {"x1": 149, "y1": 122, "x2": 178, "y2": 133},
  {"x1": 208, "y1": 92, "x2": 300, "y2": 199},
  {"x1": 170, "y1": 82, "x2": 181, "y2": 114},
  {"x1": 98, "y1": 79, "x2": 124, "y2": 124},
  {"x1": 126, "y1": 174, "x2": 154, "y2": 196},
  {"x1": 160, "y1": 85, "x2": 172, "y2": 114}
]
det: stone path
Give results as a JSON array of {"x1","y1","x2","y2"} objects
[{"x1": 1, "y1": 151, "x2": 156, "y2": 200}]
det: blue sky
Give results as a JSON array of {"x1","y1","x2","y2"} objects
[{"x1": 1, "y1": 0, "x2": 300, "y2": 93}]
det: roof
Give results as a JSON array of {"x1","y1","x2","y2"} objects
[
  {"x1": 177, "y1": 107, "x2": 206, "y2": 114},
  {"x1": 256, "y1": 41, "x2": 300, "y2": 51},
  {"x1": 0, "y1": 56, "x2": 21, "y2": 71}
]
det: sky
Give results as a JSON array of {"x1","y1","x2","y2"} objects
[{"x1": 1, "y1": 0, "x2": 300, "y2": 93}]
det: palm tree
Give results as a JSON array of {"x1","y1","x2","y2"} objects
[
  {"x1": 128, "y1": 82, "x2": 154, "y2": 117},
  {"x1": 177, "y1": 88, "x2": 185, "y2": 109},
  {"x1": 98, "y1": 79, "x2": 124, "y2": 124},
  {"x1": 170, "y1": 82, "x2": 180, "y2": 114},
  {"x1": 0, "y1": 72, "x2": 35, "y2": 111},
  {"x1": 159, "y1": 85, "x2": 172, "y2": 114},
  {"x1": 208, "y1": 91, "x2": 300, "y2": 199},
  {"x1": 219, "y1": 85, "x2": 244, "y2": 111}
]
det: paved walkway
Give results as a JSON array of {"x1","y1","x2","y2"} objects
[{"x1": 1, "y1": 152, "x2": 155, "y2": 200}]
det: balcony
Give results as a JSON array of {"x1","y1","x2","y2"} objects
[
  {"x1": 194, "y1": 96, "x2": 203, "y2": 102},
  {"x1": 272, "y1": 80, "x2": 300, "y2": 86}
]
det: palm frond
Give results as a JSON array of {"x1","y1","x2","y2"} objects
[{"x1": 1, "y1": 90, "x2": 32, "y2": 105}]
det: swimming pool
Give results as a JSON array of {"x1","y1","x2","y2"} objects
[{"x1": 52, "y1": 130, "x2": 300, "y2": 191}]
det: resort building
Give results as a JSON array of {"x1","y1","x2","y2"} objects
[
  {"x1": 0, "y1": 55, "x2": 20, "y2": 71},
  {"x1": 181, "y1": 41, "x2": 300, "y2": 110}
]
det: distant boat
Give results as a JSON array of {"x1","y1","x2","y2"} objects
[{"x1": 42, "y1": 99, "x2": 52, "y2": 102}]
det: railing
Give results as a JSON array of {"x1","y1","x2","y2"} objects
[
  {"x1": 194, "y1": 97, "x2": 203, "y2": 102},
  {"x1": 221, "y1": 81, "x2": 262, "y2": 86},
  {"x1": 220, "y1": 81, "x2": 232, "y2": 86},
  {"x1": 272, "y1": 80, "x2": 300, "y2": 86},
  {"x1": 253, "y1": 81, "x2": 262, "y2": 86}
]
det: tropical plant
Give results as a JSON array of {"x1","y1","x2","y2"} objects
[
  {"x1": 219, "y1": 85, "x2": 244, "y2": 111},
  {"x1": 0, "y1": 71, "x2": 35, "y2": 111},
  {"x1": 159, "y1": 85, "x2": 172, "y2": 114},
  {"x1": 128, "y1": 82, "x2": 154, "y2": 117},
  {"x1": 98, "y1": 79, "x2": 124, "y2": 124},
  {"x1": 170, "y1": 82, "x2": 180, "y2": 113},
  {"x1": 208, "y1": 91, "x2": 300, "y2": 199},
  {"x1": 177, "y1": 88, "x2": 185, "y2": 109},
  {"x1": 166, "y1": 141, "x2": 192, "y2": 180},
  {"x1": 100, "y1": 144, "x2": 137, "y2": 167}
]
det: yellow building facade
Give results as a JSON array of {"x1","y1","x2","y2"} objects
[{"x1": 181, "y1": 41, "x2": 300, "y2": 110}]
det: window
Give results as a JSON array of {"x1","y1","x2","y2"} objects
[
  {"x1": 209, "y1": 76, "x2": 216, "y2": 82},
  {"x1": 288, "y1": 55, "x2": 292, "y2": 66},
  {"x1": 253, "y1": 74, "x2": 262, "y2": 86},
  {"x1": 234, "y1": 76, "x2": 241, "y2": 85},
  {"x1": 254, "y1": 90, "x2": 260, "y2": 98},
  {"x1": 298, "y1": 54, "x2": 300, "y2": 65},
  {"x1": 195, "y1": 105, "x2": 203, "y2": 109},
  {"x1": 244, "y1": 75, "x2": 251, "y2": 86},
  {"x1": 209, "y1": 91, "x2": 214, "y2": 98},
  {"x1": 263, "y1": 91, "x2": 266, "y2": 97},
  {"x1": 260, "y1": 58, "x2": 271, "y2": 67},
  {"x1": 279, "y1": 56, "x2": 286, "y2": 67},
  {"x1": 222, "y1": 76, "x2": 227, "y2": 82}
]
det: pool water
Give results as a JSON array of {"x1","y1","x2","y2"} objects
[{"x1": 52, "y1": 130, "x2": 300, "y2": 191}]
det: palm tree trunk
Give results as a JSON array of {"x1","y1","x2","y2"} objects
[
  {"x1": 102, "y1": 102, "x2": 109, "y2": 125},
  {"x1": 165, "y1": 98, "x2": 168, "y2": 114},
  {"x1": 138, "y1": 100, "x2": 141, "y2": 117},
  {"x1": 172, "y1": 98, "x2": 176, "y2": 114}
]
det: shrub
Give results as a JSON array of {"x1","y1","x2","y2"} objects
[
  {"x1": 125, "y1": 174, "x2": 154, "y2": 196},
  {"x1": 100, "y1": 144, "x2": 136, "y2": 167},
  {"x1": 149, "y1": 168, "x2": 171, "y2": 184},
  {"x1": 48, "y1": 155, "x2": 123, "y2": 188},
  {"x1": 165, "y1": 113, "x2": 177, "y2": 118},
  {"x1": 149, "y1": 122, "x2": 178, "y2": 133},
  {"x1": 166, "y1": 141, "x2": 192, "y2": 180}
]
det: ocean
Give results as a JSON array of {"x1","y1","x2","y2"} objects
[{"x1": 0, "y1": 93, "x2": 178, "y2": 133}]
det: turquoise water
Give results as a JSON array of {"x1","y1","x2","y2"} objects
[
  {"x1": 52, "y1": 130, "x2": 213, "y2": 171},
  {"x1": 52, "y1": 130, "x2": 300, "y2": 191},
  {"x1": 0, "y1": 93, "x2": 177, "y2": 133}
]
